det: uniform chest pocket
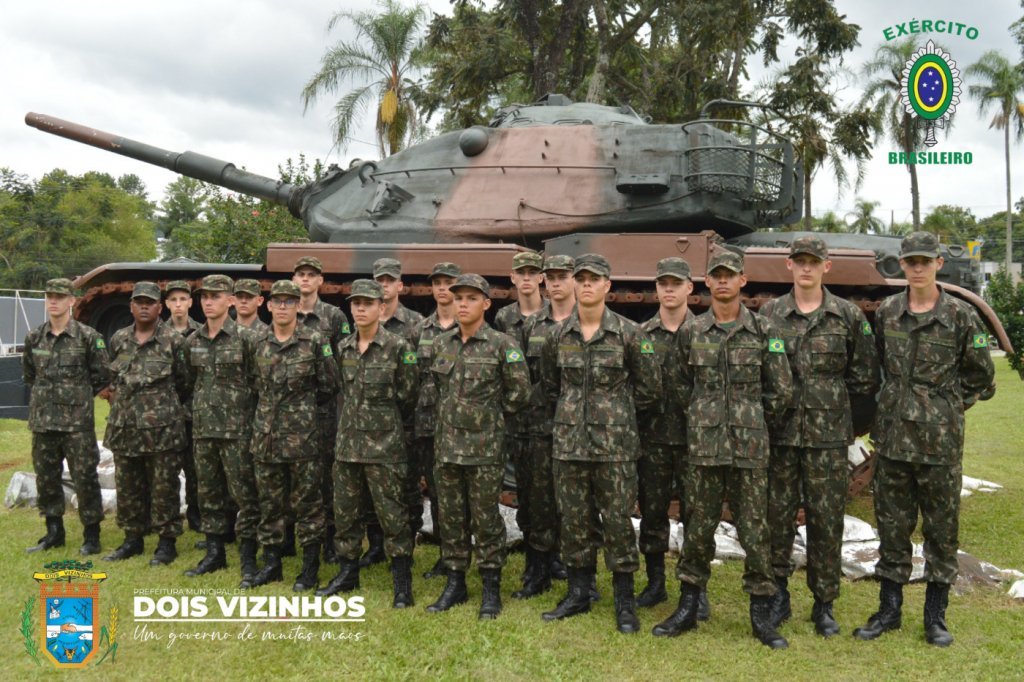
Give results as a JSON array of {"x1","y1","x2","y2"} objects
[
  {"x1": 527, "y1": 336, "x2": 546, "y2": 359},
  {"x1": 363, "y1": 365, "x2": 395, "y2": 402},
  {"x1": 590, "y1": 348, "x2": 625, "y2": 386},
  {"x1": 341, "y1": 362, "x2": 358, "y2": 383},
  {"x1": 57, "y1": 352, "x2": 86, "y2": 376},
  {"x1": 417, "y1": 340, "x2": 434, "y2": 361},
  {"x1": 286, "y1": 358, "x2": 314, "y2": 389},
  {"x1": 914, "y1": 337, "x2": 957, "y2": 384},
  {"x1": 690, "y1": 348, "x2": 721, "y2": 388},
  {"x1": 807, "y1": 334, "x2": 846, "y2": 374},
  {"x1": 557, "y1": 348, "x2": 585, "y2": 385},
  {"x1": 190, "y1": 351, "x2": 211, "y2": 368},
  {"x1": 462, "y1": 358, "x2": 497, "y2": 382},
  {"x1": 727, "y1": 346, "x2": 761, "y2": 384}
]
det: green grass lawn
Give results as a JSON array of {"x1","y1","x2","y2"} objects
[{"x1": 2, "y1": 362, "x2": 1023, "y2": 680}]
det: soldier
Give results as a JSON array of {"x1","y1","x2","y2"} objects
[
  {"x1": 853, "y1": 232, "x2": 995, "y2": 647},
  {"x1": 539, "y1": 253, "x2": 661, "y2": 635},
  {"x1": 425, "y1": 274, "x2": 531, "y2": 620},
  {"x1": 653, "y1": 251, "x2": 792, "y2": 648},
  {"x1": 412, "y1": 262, "x2": 461, "y2": 579},
  {"x1": 23, "y1": 278, "x2": 111, "y2": 555},
  {"x1": 165, "y1": 279, "x2": 201, "y2": 533},
  {"x1": 374, "y1": 257, "x2": 424, "y2": 343},
  {"x1": 233, "y1": 278, "x2": 268, "y2": 334},
  {"x1": 103, "y1": 282, "x2": 191, "y2": 566},
  {"x1": 165, "y1": 280, "x2": 201, "y2": 336},
  {"x1": 760, "y1": 236, "x2": 880, "y2": 637},
  {"x1": 317, "y1": 279, "x2": 418, "y2": 607},
  {"x1": 244, "y1": 280, "x2": 339, "y2": 590},
  {"x1": 184, "y1": 275, "x2": 261, "y2": 581}
]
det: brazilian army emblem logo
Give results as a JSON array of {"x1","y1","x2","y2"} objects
[{"x1": 900, "y1": 40, "x2": 962, "y2": 147}]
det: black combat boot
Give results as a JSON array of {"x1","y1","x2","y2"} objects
[
  {"x1": 185, "y1": 534, "x2": 227, "y2": 576},
  {"x1": 359, "y1": 524, "x2": 387, "y2": 568},
  {"x1": 149, "y1": 536, "x2": 178, "y2": 566},
  {"x1": 479, "y1": 568, "x2": 503, "y2": 620},
  {"x1": 812, "y1": 598, "x2": 841, "y2": 637},
  {"x1": 323, "y1": 525, "x2": 338, "y2": 564},
  {"x1": 588, "y1": 568, "x2": 601, "y2": 602},
  {"x1": 316, "y1": 559, "x2": 360, "y2": 596},
  {"x1": 292, "y1": 543, "x2": 320, "y2": 592},
  {"x1": 751, "y1": 594, "x2": 789, "y2": 649},
  {"x1": 636, "y1": 553, "x2": 668, "y2": 608},
  {"x1": 238, "y1": 538, "x2": 259, "y2": 583},
  {"x1": 513, "y1": 548, "x2": 552, "y2": 599},
  {"x1": 423, "y1": 555, "x2": 445, "y2": 579},
  {"x1": 518, "y1": 546, "x2": 539, "y2": 587},
  {"x1": 104, "y1": 534, "x2": 144, "y2": 561},
  {"x1": 697, "y1": 587, "x2": 711, "y2": 621},
  {"x1": 853, "y1": 578, "x2": 903, "y2": 641},
  {"x1": 612, "y1": 572, "x2": 640, "y2": 634},
  {"x1": 541, "y1": 567, "x2": 592, "y2": 621},
  {"x1": 549, "y1": 553, "x2": 568, "y2": 581},
  {"x1": 924, "y1": 582, "x2": 954, "y2": 647},
  {"x1": 27, "y1": 516, "x2": 65, "y2": 553},
  {"x1": 391, "y1": 556, "x2": 414, "y2": 608},
  {"x1": 281, "y1": 523, "x2": 297, "y2": 557},
  {"x1": 243, "y1": 546, "x2": 283, "y2": 588},
  {"x1": 80, "y1": 522, "x2": 101, "y2": 556},
  {"x1": 652, "y1": 582, "x2": 701, "y2": 637},
  {"x1": 770, "y1": 576, "x2": 792, "y2": 628},
  {"x1": 426, "y1": 570, "x2": 469, "y2": 613}
]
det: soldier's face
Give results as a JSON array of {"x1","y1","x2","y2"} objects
[
  {"x1": 656, "y1": 276, "x2": 692, "y2": 310},
  {"x1": 268, "y1": 296, "x2": 299, "y2": 324},
  {"x1": 511, "y1": 267, "x2": 542, "y2": 296},
  {"x1": 430, "y1": 275, "x2": 456, "y2": 305},
  {"x1": 200, "y1": 291, "x2": 234, "y2": 320},
  {"x1": 543, "y1": 270, "x2": 574, "y2": 303},
  {"x1": 350, "y1": 297, "x2": 384, "y2": 328},
  {"x1": 453, "y1": 288, "x2": 491, "y2": 325},
  {"x1": 705, "y1": 268, "x2": 746, "y2": 302},
  {"x1": 130, "y1": 297, "x2": 161, "y2": 323},
  {"x1": 574, "y1": 271, "x2": 611, "y2": 306},
  {"x1": 44, "y1": 292, "x2": 74, "y2": 318},
  {"x1": 234, "y1": 292, "x2": 264, "y2": 317},
  {"x1": 375, "y1": 275, "x2": 403, "y2": 303},
  {"x1": 165, "y1": 291, "x2": 192, "y2": 319},
  {"x1": 786, "y1": 254, "x2": 831, "y2": 289},
  {"x1": 900, "y1": 255, "x2": 944, "y2": 290},
  {"x1": 293, "y1": 267, "x2": 323, "y2": 295}
]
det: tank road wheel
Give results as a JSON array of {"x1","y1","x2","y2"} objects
[{"x1": 85, "y1": 294, "x2": 133, "y2": 340}]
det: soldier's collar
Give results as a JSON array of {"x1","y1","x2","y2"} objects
[
  {"x1": 774, "y1": 287, "x2": 843, "y2": 318},
  {"x1": 45, "y1": 318, "x2": 81, "y2": 338},
  {"x1": 893, "y1": 287, "x2": 954, "y2": 328}
]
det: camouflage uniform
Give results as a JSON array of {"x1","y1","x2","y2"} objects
[
  {"x1": 166, "y1": 281, "x2": 201, "y2": 528},
  {"x1": 23, "y1": 302, "x2": 111, "y2": 527},
  {"x1": 234, "y1": 278, "x2": 270, "y2": 335}
]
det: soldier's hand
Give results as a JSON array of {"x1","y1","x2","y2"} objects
[{"x1": 98, "y1": 387, "x2": 114, "y2": 402}]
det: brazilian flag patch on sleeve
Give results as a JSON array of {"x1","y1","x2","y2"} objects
[
  {"x1": 639, "y1": 340, "x2": 654, "y2": 354},
  {"x1": 768, "y1": 338, "x2": 785, "y2": 353},
  {"x1": 505, "y1": 348, "x2": 524, "y2": 363},
  {"x1": 341, "y1": 322, "x2": 351, "y2": 335},
  {"x1": 322, "y1": 343, "x2": 333, "y2": 357},
  {"x1": 973, "y1": 333, "x2": 988, "y2": 349},
  {"x1": 95, "y1": 338, "x2": 106, "y2": 350},
  {"x1": 862, "y1": 321, "x2": 873, "y2": 336},
  {"x1": 403, "y1": 351, "x2": 417, "y2": 365}
]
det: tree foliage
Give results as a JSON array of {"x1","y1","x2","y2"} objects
[{"x1": 985, "y1": 266, "x2": 1024, "y2": 376}]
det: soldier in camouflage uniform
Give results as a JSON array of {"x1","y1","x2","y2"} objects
[
  {"x1": 103, "y1": 282, "x2": 191, "y2": 566},
  {"x1": 244, "y1": 280, "x2": 339, "y2": 590},
  {"x1": 425, "y1": 274, "x2": 531, "y2": 620},
  {"x1": 653, "y1": 251, "x2": 793, "y2": 648},
  {"x1": 760, "y1": 236, "x2": 880, "y2": 637},
  {"x1": 539, "y1": 254, "x2": 662, "y2": 635},
  {"x1": 853, "y1": 232, "x2": 995, "y2": 647},
  {"x1": 412, "y1": 262, "x2": 461, "y2": 579},
  {"x1": 165, "y1": 280, "x2": 201, "y2": 533},
  {"x1": 233, "y1": 279, "x2": 269, "y2": 334},
  {"x1": 317, "y1": 280, "x2": 418, "y2": 608},
  {"x1": 184, "y1": 275, "x2": 261, "y2": 581},
  {"x1": 23, "y1": 278, "x2": 111, "y2": 555}
]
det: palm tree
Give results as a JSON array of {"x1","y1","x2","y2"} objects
[
  {"x1": 302, "y1": 0, "x2": 427, "y2": 157},
  {"x1": 966, "y1": 50, "x2": 1024, "y2": 274},
  {"x1": 846, "y1": 198, "x2": 885, "y2": 234}
]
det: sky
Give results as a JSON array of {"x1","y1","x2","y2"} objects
[{"x1": 2, "y1": 0, "x2": 1022, "y2": 230}]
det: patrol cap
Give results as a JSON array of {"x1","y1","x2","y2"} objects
[
  {"x1": 451, "y1": 273, "x2": 491, "y2": 297},
  {"x1": 347, "y1": 278, "x2": 384, "y2": 300},
  {"x1": 512, "y1": 251, "x2": 544, "y2": 271},
  {"x1": 656, "y1": 257, "x2": 692, "y2": 281},
  {"x1": 270, "y1": 280, "x2": 301, "y2": 298},
  {"x1": 900, "y1": 231, "x2": 941, "y2": 259},
  {"x1": 573, "y1": 253, "x2": 611, "y2": 278},
  {"x1": 165, "y1": 280, "x2": 191, "y2": 295},
  {"x1": 789, "y1": 235, "x2": 829, "y2": 260},
  {"x1": 196, "y1": 274, "x2": 234, "y2": 293},
  {"x1": 543, "y1": 254, "x2": 575, "y2": 272},
  {"x1": 132, "y1": 281, "x2": 161, "y2": 301},
  {"x1": 293, "y1": 256, "x2": 323, "y2": 273},
  {"x1": 430, "y1": 262, "x2": 461, "y2": 279},
  {"x1": 233, "y1": 278, "x2": 262, "y2": 296},
  {"x1": 373, "y1": 257, "x2": 402, "y2": 279},
  {"x1": 44, "y1": 278, "x2": 75, "y2": 296},
  {"x1": 707, "y1": 250, "x2": 744, "y2": 274}
]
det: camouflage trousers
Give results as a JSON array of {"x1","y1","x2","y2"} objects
[
  {"x1": 181, "y1": 422, "x2": 198, "y2": 522},
  {"x1": 637, "y1": 441, "x2": 681, "y2": 555},
  {"x1": 333, "y1": 461, "x2": 413, "y2": 561},
  {"x1": 194, "y1": 438, "x2": 259, "y2": 540},
  {"x1": 361, "y1": 431, "x2": 421, "y2": 539},
  {"x1": 874, "y1": 457, "x2": 962, "y2": 585},
  {"x1": 32, "y1": 430, "x2": 104, "y2": 526},
  {"x1": 505, "y1": 433, "x2": 533, "y2": 544},
  {"x1": 553, "y1": 459, "x2": 639, "y2": 573},
  {"x1": 113, "y1": 450, "x2": 183, "y2": 538},
  {"x1": 413, "y1": 436, "x2": 440, "y2": 540},
  {"x1": 768, "y1": 445, "x2": 847, "y2": 602},
  {"x1": 523, "y1": 435, "x2": 559, "y2": 553},
  {"x1": 435, "y1": 462, "x2": 506, "y2": 572},
  {"x1": 255, "y1": 458, "x2": 325, "y2": 549},
  {"x1": 676, "y1": 464, "x2": 775, "y2": 596},
  {"x1": 318, "y1": 404, "x2": 339, "y2": 527}
]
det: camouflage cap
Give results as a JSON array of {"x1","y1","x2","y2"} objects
[
  {"x1": 707, "y1": 250, "x2": 744, "y2": 274},
  {"x1": 900, "y1": 231, "x2": 941, "y2": 259},
  {"x1": 573, "y1": 253, "x2": 611, "y2": 278},
  {"x1": 132, "y1": 281, "x2": 161, "y2": 301},
  {"x1": 430, "y1": 262, "x2": 461, "y2": 279},
  {"x1": 451, "y1": 273, "x2": 491, "y2": 297},
  {"x1": 196, "y1": 274, "x2": 234, "y2": 293},
  {"x1": 373, "y1": 257, "x2": 402, "y2": 279},
  {"x1": 293, "y1": 256, "x2": 323, "y2": 273},
  {"x1": 789, "y1": 235, "x2": 829, "y2": 260},
  {"x1": 233, "y1": 278, "x2": 262, "y2": 296},
  {"x1": 44, "y1": 278, "x2": 75, "y2": 296},
  {"x1": 270, "y1": 280, "x2": 301, "y2": 298},
  {"x1": 165, "y1": 280, "x2": 191, "y2": 295},
  {"x1": 656, "y1": 257, "x2": 692, "y2": 280},
  {"x1": 543, "y1": 254, "x2": 575, "y2": 272},
  {"x1": 512, "y1": 251, "x2": 544, "y2": 271},
  {"x1": 347, "y1": 278, "x2": 384, "y2": 300}
]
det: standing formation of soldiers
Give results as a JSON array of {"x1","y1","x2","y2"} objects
[{"x1": 23, "y1": 232, "x2": 995, "y2": 648}]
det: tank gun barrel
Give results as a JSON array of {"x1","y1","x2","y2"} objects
[{"x1": 25, "y1": 112, "x2": 298, "y2": 208}]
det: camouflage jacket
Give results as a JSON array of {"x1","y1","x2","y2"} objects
[
  {"x1": 495, "y1": 300, "x2": 548, "y2": 436},
  {"x1": 382, "y1": 303, "x2": 425, "y2": 345},
  {"x1": 22, "y1": 319, "x2": 111, "y2": 433},
  {"x1": 251, "y1": 326, "x2": 339, "y2": 463},
  {"x1": 412, "y1": 312, "x2": 458, "y2": 438},
  {"x1": 540, "y1": 308, "x2": 662, "y2": 462},
  {"x1": 187, "y1": 318, "x2": 260, "y2": 440},
  {"x1": 298, "y1": 298, "x2": 351, "y2": 350},
  {"x1": 760, "y1": 287, "x2": 880, "y2": 448},
  {"x1": 431, "y1": 324, "x2": 531, "y2": 465},
  {"x1": 676, "y1": 306, "x2": 793, "y2": 468},
  {"x1": 522, "y1": 305, "x2": 566, "y2": 438},
  {"x1": 873, "y1": 288, "x2": 995, "y2": 465},
  {"x1": 170, "y1": 317, "x2": 202, "y2": 337},
  {"x1": 336, "y1": 327, "x2": 418, "y2": 463},
  {"x1": 638, "y1": 312, "x2": 688, "y2": 446},
  {"x1": 105, "y1": 321, "x2": 191, "y2": 455},
  {"x1": 238, "y1": 317, "x2": 269, "y2": 336}
]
